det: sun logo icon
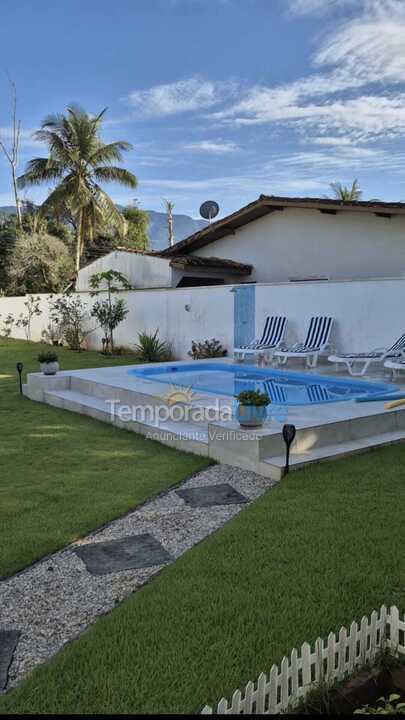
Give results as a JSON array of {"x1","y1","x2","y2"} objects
[{"x1": 160, "y1": 386, "x2": 200, "y2": 406}]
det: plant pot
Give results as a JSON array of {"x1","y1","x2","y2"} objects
[
  {"x1": 40, "y1": 361, "x2": 59, "y2": 376},
  {"x1": 236, "y1": 404, "x2": 267, "y2": 428}
]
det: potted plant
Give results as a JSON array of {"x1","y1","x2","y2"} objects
[
  {"x1": 235, "y1": 389, "x2": 271, "y2": 428},
  {"x1": 38, "y1": 351, "x2": 59, "y2": 376}
]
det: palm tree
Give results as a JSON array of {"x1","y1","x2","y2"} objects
[
  {"x1": 330, "y1": 179, "x2": 363, "y2": 202},
  {"x1": 18, "y1": 106, "x2": 137, "y2": 271},
  {"x1": 163, "y1": 198, "x2": 175, "y2": 247}
]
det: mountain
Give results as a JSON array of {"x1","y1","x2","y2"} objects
[
  {"x1": 146, "y1": 210, "x2": 207, "y2": 250},
  {"x1": 0, "y1": 206, "x2": 18, "y2": 216},
  {"x1": 0, "y1": 206, "x2": 207, "y2": 250}
]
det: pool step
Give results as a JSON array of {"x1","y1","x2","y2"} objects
[
  {"x1": 207, "y1": 407, "x2": 405, "y2": 480},
  {"x1": 260, "y1": 427, "x2": 405, "y2": 477},
  {"x1": 257, "y1": 408, "x2": 405, "y2": 459},
  {"x1": 43, "y1": 389, "x2": 209, "y2": 456}
]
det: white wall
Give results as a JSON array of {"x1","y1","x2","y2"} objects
[
  {"x1": 1, "y1": 277, "x2": 405, "y2": 358},
  {"x1": 195, "y1": 208, "x2": 405, "y2": 283},
  {"x1": 255, "y1": 278, "x2": 405, "y2": 353},
  {"x1": 76, "y1": 251, "x2": 172, "y2": 291}
]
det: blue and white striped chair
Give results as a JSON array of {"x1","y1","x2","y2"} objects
[
  {"x1": 329, "y1": 332, "x2": 405, "y2": 377},
  {"x1": 234, "y1": 316, "x2": 287, "y2": 362},
  {"x1": 307, "y1": 384, "x2": 330, "y2": 403},
  {"x1": 274, "y1": 316, "x2": 334, "y2": 369},
  {"x1": 263, "y1": 379, "x2": 287, "y2": 404}
]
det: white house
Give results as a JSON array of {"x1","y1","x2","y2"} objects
[
  {"x1": 76, "y1": 195, "x2": 405, "y2": 291},
  {"x1": 162, "y1": 195, "x2": 405, "y2": 283},
  {"x1": 75, "y1": 249, "x2": 252, "y2": 291}
]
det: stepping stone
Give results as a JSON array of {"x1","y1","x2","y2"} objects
[
  {"x1": 73, "y1": 534, "x2": 172, "y2": 576},
  {"x1": 177, "y1": 483, "x2": 249, "y2": 508},
  {"x1": 0, "y1": 630, "x2": 20, "y2": 691}
]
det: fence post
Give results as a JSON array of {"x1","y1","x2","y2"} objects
[
  {"x1": 389, "y1": 605, "x2": 400, "y2": 654},
  {"x1": 268, "y1": 665, "x2": 278, "y2": 714},
  {"x1": 301, "y1": 642, "x2": 311, "y2": 689}
]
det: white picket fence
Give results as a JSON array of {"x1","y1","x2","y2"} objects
[{"x1": 201, "y1": 605, "x2": 405, "y2": 715}]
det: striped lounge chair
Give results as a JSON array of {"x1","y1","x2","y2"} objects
[
  {"x1": 263, "y1": 379, "x2": 287, "y2": 404},
  {"x1": 234, "y1": 316, "x2": 287, "y2": 361},
  {"x1": 274, "y1": 316, "x2": 334, "y2": 369},
  {"x1": 329, "y1": 332, "x2": 405, "y2": 377}
]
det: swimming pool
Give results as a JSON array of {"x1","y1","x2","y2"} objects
[{"x1": 129, "y1": 362, "x2": 395, "y2": 406}]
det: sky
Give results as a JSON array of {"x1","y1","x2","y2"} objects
[{"x1": 1, "y1": 0, "x2": 405, "y2": 218}]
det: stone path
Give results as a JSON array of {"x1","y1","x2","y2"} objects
[{"x1": 0, "y1": 465, "x2": 276, "y2": 691}]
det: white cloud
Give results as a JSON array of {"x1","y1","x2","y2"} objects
[
  {"x1": 289, "y1": 0, "x2": 359, "y2": 15},
  {"x1": 141, "y1": 173, "x2": 327, "y2": 195},
  {"x1": 181, "y1": 140, "x2": 240, "y2": 154},
  {"x1": 310, "y1": 136, "x2": 359, "y2": 146},
  {"x1": 127, "y1": 77, "x2": 235, "y2": 117},
  {"x1": 315, "y1": 0, "x2": 405, "y2": 86},
  {"x1": 0, "y1": 126, "x2": 40, "y2": 149},
  {"x1": 210, "y1": 1, "x2": 405, "y2": 142}
]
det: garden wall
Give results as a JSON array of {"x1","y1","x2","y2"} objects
[{"x1": 1, "y1": 276, "x2": 405, "y2": 359}]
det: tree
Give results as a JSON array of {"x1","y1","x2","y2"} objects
[
  {"x1": 0, "y1": 79, "x2": 22, "y2": 231},
  {"x1": 6, "y1": 233, "x2": 74, "y2": 295},
  {"x1": 163, "y1": 198, "x2": 175, "y2": 246},
  {"x1": 49, "y1": 293, "x2": 94, "y2": 351},
  {"x1": 0, "y1": 214, "x2": 17, "y2": 289},
  {"x1": 121, "y1": 203, "x2": 150, "y2": 251},
  {"x1": 17, "y1": 106, "x2": 137, "y2": 272},
  {"x1": 330, "y1": 179, "x2": 363, "y2": 201},
  {"x1": 89, "y1": 270, "x2": 132, "y2": 353}
]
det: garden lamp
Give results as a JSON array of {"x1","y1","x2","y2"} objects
[
  {"x1": 282, "y1": 424, "x2": 296, "y2": 475},
  {"x1": 16, "y1": 362, "x2": 24, "y2": 396}
]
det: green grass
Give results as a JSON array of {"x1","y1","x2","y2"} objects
[
  {"x1": 1, "y1": 440, "x2": 405, "y2": 714},
  {"x1": 0, "y1": 338, "x2": 210, "y2": 578}
]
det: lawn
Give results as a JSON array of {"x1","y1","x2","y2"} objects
[
  {"x1": 0, "y1": 338, "x2": 210, "y2": 577},
  {"x1": 1, "y1": 439, "x2": 405, "y2": 714}
]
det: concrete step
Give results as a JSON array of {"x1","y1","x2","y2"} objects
[
  {"x1": 261, "y1": 428, "x2": 405, "y2": 476},
  {"x1": 69, "y1": 376, "x2": 212, "y2": 430},
  {"x1": 44, "y1": 389, "x2": 209, "y2": 455},
  {"x1": 257, "y1": 408, "x2": 405, "y2": 460}
]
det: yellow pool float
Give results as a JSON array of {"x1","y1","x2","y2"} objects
[{"x1": 385, "y1": 398, "x2": 405, "y2": 409}]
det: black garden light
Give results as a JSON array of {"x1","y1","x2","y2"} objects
[
  {"x1": 16, "y1": 362, "x2": 24, "y2": 396},
  {"x1": 282, "y1": 423, "x2": 296, "y2": 476}
]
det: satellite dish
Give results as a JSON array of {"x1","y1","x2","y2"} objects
[{"x1": 200, "y1": 200, "x2": 219, "y2": 223}]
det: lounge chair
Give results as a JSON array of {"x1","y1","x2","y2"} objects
[
  {"x1": 328, "y1": 332, "x2": 405, "y2": 377},
  {"x1": 234, "y1": 316, "x2": 287, "y2": 361},
  {"x1": 274, "y1": 316, "x2": 334, "y2": 369},
  {"x1": 384, "y1": 358, "x2": 405, "y2": 378}
]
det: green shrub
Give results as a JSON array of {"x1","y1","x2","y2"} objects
[
  {"x1": 37, "y1": 351, "x2": 58, "y2": 364},
  {"x1": 235, "y1": 389, "x2": 271, "y2": 406},
  {"x1": 354, "y1": 694, "x2": 405, "y2": 715},
  {"x1": 49, "y1": 294, "x2": 93, "y2": 351},
  {"x1": 134, "y1": 330, "x2": 173, "y2": 362},
  {"x1": 188, "y1": 338, "x2": 227, "y2": 359}
]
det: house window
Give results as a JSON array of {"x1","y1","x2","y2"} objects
[{"x1": 176, "y1": 276, "x2": 225, "y2": 287}]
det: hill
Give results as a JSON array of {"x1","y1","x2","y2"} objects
[{"x1": 0, "y1": 206, "x2": 207, "y2": 250}]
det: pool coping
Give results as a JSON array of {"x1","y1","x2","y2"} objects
[{"x1": 23, "y1": 358, "x2": 405, "y2": 479}]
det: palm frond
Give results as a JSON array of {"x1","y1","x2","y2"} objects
[
  {"x1": 93, "y1": 165, "x2": 137, "y2": 188},
  {"x1": 89, "y1": 141, "x2": 133, "y2": 166},
  {"x1": 40, "y1": 113, "x2": 66, "y2": 132},
  {"x1": 18, "y1": 157, "x2": 66, "y2": 188},
  {"x1": 93, "y1": 184, "x2": 126, "y2": 231}
]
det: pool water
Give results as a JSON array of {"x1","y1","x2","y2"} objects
[{"x1": 129, "y1": 362, "x2": 394, "y2": 406}]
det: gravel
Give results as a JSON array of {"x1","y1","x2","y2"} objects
[{"x1": 0, "y1": 464, "x2": 276, "y2": 689}]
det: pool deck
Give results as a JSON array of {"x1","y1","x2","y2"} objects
[{"x1": 24, "y1": 358, "x2": 405, "y2": 479}]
